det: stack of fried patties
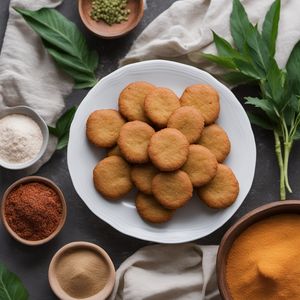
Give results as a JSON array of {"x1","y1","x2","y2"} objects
[{"x1": 86, "y1": 82, "x2": 239, "y2": 224}]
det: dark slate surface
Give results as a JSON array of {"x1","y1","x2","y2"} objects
[{"x1": 1, "y1": 1, "x2": 300, "y2": 299}]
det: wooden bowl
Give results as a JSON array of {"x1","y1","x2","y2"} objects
[
  {"x1": 217, "y1": 200, "x2": 300, "y2": 300},
  {"x1": 78, "y1": 0, "x2": 144, "y2": 39},
  {"x1": 49, "y1": 242, "x2": 115, "y2": 300},
  {"x1": 1, "y1": 176, "x2": 67, "y2": 246}
]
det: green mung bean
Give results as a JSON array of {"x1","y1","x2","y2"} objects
[{"x1": 90, "y1": 0, "x2": 130, "y2": 25}]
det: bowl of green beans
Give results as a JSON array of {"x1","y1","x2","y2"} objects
[{"x1": 78, "y1": 0, "x2": 144, "y2": 38}]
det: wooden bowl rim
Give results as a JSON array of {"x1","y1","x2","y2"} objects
[
  {"x1": 48, "y1": 241, "x2": 116, "y2": 300},
  {"x1": 78, "y1": 0, "x2": 144, "y2": 39},
  {"x1": 1, "y1": 176, "x2": 67, "y2": 246},
  {"x1": 217, "y1": 200, "x2": 300, "y2": 300}
]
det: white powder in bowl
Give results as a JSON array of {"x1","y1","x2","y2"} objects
[{"x1": 0, "y1": 114, "x2": 43, "y2": 164}]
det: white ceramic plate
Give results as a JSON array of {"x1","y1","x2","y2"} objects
[{"x1": 68, "y1": 60, "x2": 256, "y2": 243}]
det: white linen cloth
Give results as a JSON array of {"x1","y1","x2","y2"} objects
[
  {"x1": 0, "y1": 0, "x2": 73, "y2": 174},
  {"x1": 110, "y1": 243, "x2": 220, "y2": 300},
  {"x1": 121, "y1": 0, "x2": 300, "y2": 75}
]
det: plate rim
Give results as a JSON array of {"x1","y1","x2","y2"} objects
[{"x1": 67, "y1": 59, "x2": 257, "y2": 243}]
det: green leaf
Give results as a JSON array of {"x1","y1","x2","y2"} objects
[
  {"x1": 230, "y1": 0, "x2": 254, "y2": 52},
  {"x1": 201, "y1": 53, "x2": 236, "y2": 69},
  {"x1": 48, "y1": 126, "x2": 58, "y2": 136},
  {"x1": 220, "y1": 71, "x2": 256, "y2": 85},
  {"x1": 293, "y1": 126, "x2": 300, "y2": 139},
  {"x1": 0, "y1": 263, "x2": 29, "y2": 300},
  {"x1": 245, "y1": 97, "x2": 278, "y2": 121},
  {"x1": 247, "y1": 111, "x2": 274, "y2": 130},
  {"x1": 74, "y1": 80, "x2": 98, "y2": 89},
  {"x1": 286, "y1": 40, "x2": 300, "y2": 95},
  {"x1": 212, "y1": 31, "x2": 242, "y2": 59},
  {"x1": 14, "y1": 7, "x2": 99, "y2": 89},
  {"x1": 246, "y1": 26, "x2": 270, "y2": 74},
  {"x1": 46, "y1": 47, "x2": 95, "y2": 76},
  {"x1": 56, "y1": 106, "x2": 77, "y2": 138},
  {"x1": 264, "y1": 58, "x2": 284, "y2": 107},
  {"x1": 262, "y1": 0, "x2": 280, "y2": 57},
  {"x1": 48, "y1": 106, "x2": 77, "y2": 150},
  {"x1": 289, "y1": 95, "x2": 300, "y2": 113},
  {"x1": 47, "y1": 47, "x2": 97, "y2": 88},
  {"x1": 281, "y1": 95, "x2": 300, "y2": 126},
  {"x1": 283, "y1": 105, "x2": 295, "y2": 126},
  {"x1": 230, "y1": 0, "x2": 270, "y2": 75},
  {"x1": 233, "y1": 57, "x2": 262, "y2": 79},
  {"x1": 57, "y1": 132, "x2": 70, "y2": 150}
]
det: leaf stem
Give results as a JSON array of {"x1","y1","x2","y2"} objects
[
  {"x1": 274, "y1": 130, "x2": 286, "y2": 200},
  {"x1": 283, "y1": 139, "x2": 292, "y2": 193}
]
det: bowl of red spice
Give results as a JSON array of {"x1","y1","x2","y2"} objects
[
  {"x1": 1, "y1": 176, "x2": 67, "y2": 246},
  {"x1": 217, "y1": 200, "x2": 300, "y2": 300}
]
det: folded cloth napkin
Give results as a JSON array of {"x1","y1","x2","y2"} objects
[
  {"x1": 109, "y1": 243, "x2": 220, "y2": 300},
  {"x1": 120, "y1": 0, "x2": 300, "y2": 76},
  {"x1": 0, "y1": 0, "x2": 73, "y2": 174}
]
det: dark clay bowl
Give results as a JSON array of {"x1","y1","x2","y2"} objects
[
  {"x1": 78, "y1": 0, "x2": 144, "y2": 39},
  {"x1": 217, "y1": 200, "x2": 300, "y2": 300},
  {"x1": 1, "y1": 176, "x2": 67, "y2": 246}
]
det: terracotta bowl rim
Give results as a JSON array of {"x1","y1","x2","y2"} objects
[
  {"x1": 48, "y1": 241, "x2": 116, "y2": 300},
  {"x1": 217, "y1": 200, "x2": 300, "y2": 300},
  {"x1": 78, "y1": 0, "x2": 144, "y2": 39},
  {"x1": 1, "y1": 176, "x2": 67, "y2": 246}
]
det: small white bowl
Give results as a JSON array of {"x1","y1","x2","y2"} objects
[{"x1": 0, "y1": 106, "x2": 49, "y2": 170}]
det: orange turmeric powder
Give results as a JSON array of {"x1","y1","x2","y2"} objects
[{"x1": 226, "y1": 214, "x2": 300, "y2": 300}]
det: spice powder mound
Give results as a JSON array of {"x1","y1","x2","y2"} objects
[{"x1": 5, "y1": 182, "x2": 63, "y2": 241}]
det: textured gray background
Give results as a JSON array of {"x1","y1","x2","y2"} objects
[{"x1": 1, "y1": 1, "x2": 300, "y2": 299}]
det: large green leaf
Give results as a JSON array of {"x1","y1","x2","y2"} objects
[
  {"x1": 293, "y1": 126, "x2": 300, "y2": 140},
  {"x1": 245, "y1": 97, "x2": 278, "y2": 121},
  {"x1": 47, "y1": 47, "x2": 97, "y2": 88},
  {"x1": 283, "y1": 104, "x2": 296, "y2": 126},
  {"x1": 264, "y1": 58, "x2": 284, "y2": 108},
  {"x1": 286, "y1": 40, "x2": 300, "y2": 95},
  {"x1": 14, "y1": 7, "x2": 99, "y2": 89},
  {"x1": 220, "y1": 71, "x2": 256, "y2": 85},
  {"x1": 0, "y1": 263, "x2": 28, "y2": 300},
  {"x1": 233, "y1": 57, "x2": 262, "y2": 79},
  {"x1": 57, "y1": 132, "x2": 70, "y2": 150},
  {"x1": 48, "y1": 106, "x2": 77, "y2": 150},
  {"x1": 48, "y1": 125, "x2": 58, "y2": 136},
  {"x1": 262, "y1": 0, "x2": 280, "y2": 57},
  {"x1": 201, "y1": 53, "x2": 236, "y2": 69},
  {"x1": 246, "y1": 26, "x2": 270, "y2": 74},
  {"x1": 212, "y1": 31, "x2": 243, "y2": 59},
  {"x1": 289, "y1": 95, "x2": 300, "y2": 113},
  {"x1": 56, "y1": 106, "x2": 77, "y2": 137},
  {"x1": 247, "y1": 112, "x2": 274, "y2": 130},
  {"x1": 230, "y1": 0, "x2": 254, "y2": 52}
]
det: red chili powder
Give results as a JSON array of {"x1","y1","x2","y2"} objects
[{"x1": 5, "y1": 182, "x2": 63, "y2": 241}]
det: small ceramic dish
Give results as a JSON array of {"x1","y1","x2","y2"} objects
[
  {"x1": 49, "y1": 241, "x2": 115, "y2": 300},
  {"x1": 1, "y1": 176, "x2": 67, "y2": 246},
  {"x1": 78, "y1": 0, "x2": 144, "y2": 38},
  {"x1": 0, "y1": 106, "x2": 49, "y2": 170},
  {"x1": 217, "y1": 200, "x2": 300, "y2": 300}
]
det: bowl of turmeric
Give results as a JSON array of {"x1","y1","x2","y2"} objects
[{"x1": 217, "y1": 200, "x2": 300, "y2": 300}]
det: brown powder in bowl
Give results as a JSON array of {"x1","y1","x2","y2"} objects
[
  {"x1": 5, "y1": 182, "x2": 63, "y2": 240},
  {"x1": 56, "y1": 248, "x2": 110, "y2": 299}
]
